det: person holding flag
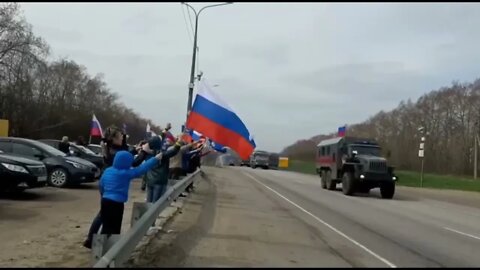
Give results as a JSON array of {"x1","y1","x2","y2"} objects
[{"x1": 90, "y1": 114, "x2": 104, "y2": 144}]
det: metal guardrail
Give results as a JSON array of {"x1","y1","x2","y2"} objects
[{"x1": 93, "y1": 169, "x2": 201, "y2": 268}]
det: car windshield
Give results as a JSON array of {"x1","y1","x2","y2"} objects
[
  {"x1": 31, "y1": 140, "x2": 66, "y2": 157},
  {"x1": 350, "y1": 145, "x2": 381, "y2": 157}
]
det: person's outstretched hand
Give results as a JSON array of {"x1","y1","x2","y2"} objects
[
  {"x1": 155, "y1": 152, "x2": 163, "y2": 160},
  {"x1": 142, "y1": 143, "x2": 153, "y2": 154}
]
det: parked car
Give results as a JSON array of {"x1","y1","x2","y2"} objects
[
  {"x1": 87, "y1": 144, "x2": 102, "y2": 155},
  {"x1": 39, "y1": 139, "x2": 104, "y2": 171},
  {"x1": 0, "y1": 152, "x2": 48, "y2": 192},
  {"x1": 0, "y1": 137, "x2": 99, "y2": 188}
]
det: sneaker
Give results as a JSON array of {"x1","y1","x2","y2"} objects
[{"x1": 83, "y1": 239, "x2": 92, "y2": 249}]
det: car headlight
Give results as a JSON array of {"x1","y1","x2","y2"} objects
[
  {"x1": 66, "y1": 161, "x2": 85, "y2": 169},
  {"x1": 1, "y1": 163, "x2": 29, "y2": 174},
  {"x1": 360, "y1": 174, "x2": 365, "y2": 179},
  {"x1": 392, "y1": 176, "x2": 397, "y2": 181}
]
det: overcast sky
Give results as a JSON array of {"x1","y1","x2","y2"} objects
[{"x1": 20, "y1": 3, "x2": 480, "y2": 152}]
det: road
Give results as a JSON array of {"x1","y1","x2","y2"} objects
[
  {"x1": 136, "y1": 166, "x2": 480, "y2": 267},
  {"x1": 0, "y1": 181, "x2": 147, "y2": 267}
]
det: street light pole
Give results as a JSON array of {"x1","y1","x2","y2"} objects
[
  {"x1": 475, "y1": 121, "x2": 479, "y2": 179},
  {"x1": 182, "y1": 2, "x2": 233, "y2": 120},
  {"x1": 418, "y1": 126, "x2": 426, "y2": 187}
]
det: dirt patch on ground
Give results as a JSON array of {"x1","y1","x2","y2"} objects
[{"x1": 0, "y1": 180, "x2": 147, "y2": 267}]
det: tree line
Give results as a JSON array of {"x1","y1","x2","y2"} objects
[
  {"x1": 0, "y1": 3, "x2": 161, "y2": 144},
  {"x1": 282, "y1": 78, "x2": 480, "y2": 177}
]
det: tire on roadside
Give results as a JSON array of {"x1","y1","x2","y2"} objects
[
  {"x1": 325, "y1": 170, "x2": 336, "y2": 190},
  {"x1": 48, "y1": 167, "x2": 69, "y2": 188},
  {"x1": 342, "y1": 172, "x2": 356, "y2": 196},
  {"x1": 380, "y1": 181, "x2": 395, "y2": 199}
]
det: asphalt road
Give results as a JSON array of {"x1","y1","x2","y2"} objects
[{"x1": 138, "y1": 166, "x2": 480, "y2": 267}]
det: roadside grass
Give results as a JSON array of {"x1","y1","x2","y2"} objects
[{"x1": 283, "y1": 160, "x2": 480, "y2": 193}]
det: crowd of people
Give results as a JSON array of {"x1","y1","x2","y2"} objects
[{"x1": 77, "y1": 123, "x2": 208, "y2": 249}]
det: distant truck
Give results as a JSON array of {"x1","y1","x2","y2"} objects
[
  {"x1": 316, "y1": 137, "x2": 397, "y2": 199},
  {"x1": 250, "y1": 150, "x2": 279, "y2": 170}
]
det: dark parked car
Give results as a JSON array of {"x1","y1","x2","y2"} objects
[
  {"x1": 39, "y1": 139, "x2": 104, "y2": 171},
  {"x1": 0, "y1": 152, "x2": 48, "y2": 192},
  {"x1": 0, "y1": 137, "x2": 99, "y2": 188}
]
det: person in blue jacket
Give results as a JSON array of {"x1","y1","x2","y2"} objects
[{"x1": 100, "y1": 150, "x2": 164, "y2": 235}]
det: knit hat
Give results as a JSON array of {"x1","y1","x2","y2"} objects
[{"x1": 148, "y1": 135, "x2": 163, "y2": 150}]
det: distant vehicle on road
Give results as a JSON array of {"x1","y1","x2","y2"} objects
[
  {"x1": 39, "y1": 139, "x2": 104, "y2": 171},
  {"x1": 0, "y1": 137, "x2": 99, "y2": 188},
  {"x1": 87, "y1": 144, "x2": 102, "y2": 155},
  {"x1": 216, "y1": 154, "x2": 239, "y2": 167},
  {"x1": 250, "y1": 150, "x2": 271, "y2": 169},
  {"x1": 316, "y1": 137, "x2": 397, "y2": 199},
  {"x1": 268, "y1": 152, "x2": 280, "y2": 170},
  {"x1": 0, "y1": 152, "x2": 48, "y2": 192},
  {"x1": 240, "y1": 157, "x2": 250, "y2": 167}
]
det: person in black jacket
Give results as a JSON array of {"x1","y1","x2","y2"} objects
[
  {"x1": 83, "y1": 126, "x2": 149, "y2": 249},
  {"x1": 58, "y1": 136, "x2": 70, "y2": 154}
]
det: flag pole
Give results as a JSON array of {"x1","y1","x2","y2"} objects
[{"x1": 89, "y1": 135, "x2": 92, "y2": 145}]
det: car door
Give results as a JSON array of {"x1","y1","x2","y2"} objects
[{"x1": 11, "y1": 142, "x2": 44, "y2": 161}]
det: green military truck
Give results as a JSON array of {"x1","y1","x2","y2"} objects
[{"x1": 316, "y1": 137, "x2": 397, "y2": 199}]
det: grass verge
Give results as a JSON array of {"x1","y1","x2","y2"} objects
[{"x1": 283, "y1": 160, "x2": 480, "y2": 193}]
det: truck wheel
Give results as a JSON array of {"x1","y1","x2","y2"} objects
[
  {"x1": 326, "y1": 171, "x2": 336, "y2": 190},
  {"x1": 320, "y1": 171, "x2": 327, "y2": 189},
  {"x1": 380, "y1": 182, "x2": 395, "y2": 199},
  {"x1": 342, "y1": 172, "x2": 356, "y2": 196}
]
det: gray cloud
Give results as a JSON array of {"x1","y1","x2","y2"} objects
[{"x1": 19, "y1": 3, "x2": 480, "y2": 152}]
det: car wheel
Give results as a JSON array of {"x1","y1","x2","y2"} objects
[
  {"x1": 325, "y1": 171, "x2": 336, "y2": 190},
  {"x1": 380, "y1": 182, "x2": 395, "y2": 199},
  {"x1": 48, "y1": 168, "x2": 69, "y2": 188},
  {"x1": 252, "y1": 165, "x2": 256, "y2": 169},
  {"x1": 320, "y1": 171, "x2": 327, "y2": 189},
  {"x1": 342, "y1": 172, "x2": 356, "y2": 196}
]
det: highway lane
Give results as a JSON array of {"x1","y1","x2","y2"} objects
[
  {"x1": 242, "y1": 168, "x2": 480, "y2": 267},
  {"x1": 136, "y1": 166, "x2": 480, "y2": 267}
]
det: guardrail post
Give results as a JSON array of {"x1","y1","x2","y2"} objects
[
  {"x1": 91, "y1": 234, "x2": 121, "y2": 265},
  {"x1": 130, "y1": 202, "x2": 150, "y2": 228}
]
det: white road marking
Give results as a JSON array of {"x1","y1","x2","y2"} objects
[
  {"x1": 243, "y1": 171, "x2": 397, "y2": 268},
  {"x1": 444, "y1": 227, "x2": 480, "y2": 241}
]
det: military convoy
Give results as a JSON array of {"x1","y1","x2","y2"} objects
[{"x1": 316, "y1": 136, "x2": 397, "y2": 199}]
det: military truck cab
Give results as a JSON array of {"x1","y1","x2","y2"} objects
[{"x1": 316, "y1": 137, "x2": 397, "y2": 199}]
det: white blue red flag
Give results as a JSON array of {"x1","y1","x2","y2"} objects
[
  {"x1": 90, "y1": 114, "x2": 103, "y2": 138},
  {"x1": 186, "y1": 79, "x2": 256, "y2": 159}
]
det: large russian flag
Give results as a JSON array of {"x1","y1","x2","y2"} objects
[
  {"x1": 186, "y1": 80, "x2": 256, "y2": 160},
  {"x1": 90, "y1": 114, "x2": 104, "y2": 138}
]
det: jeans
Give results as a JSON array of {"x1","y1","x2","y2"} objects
[
  {"x1": 146, "y1": 184, "x2": 168, "y2": 203},
  {"x1": 86, "y1": 211, "x2": 102, "y2": 244}
]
